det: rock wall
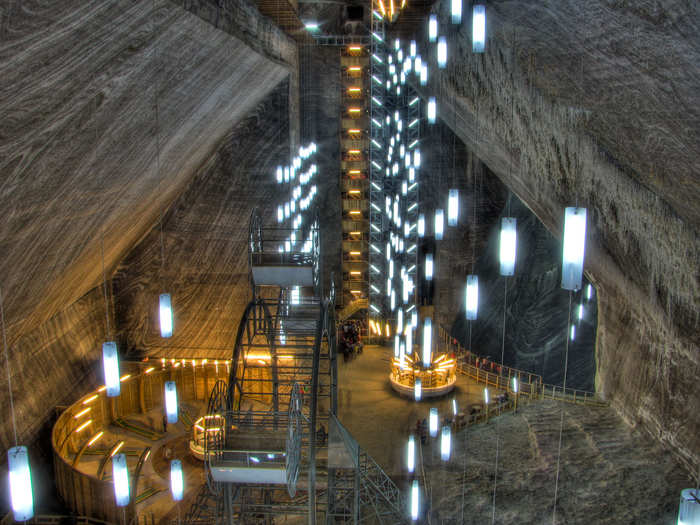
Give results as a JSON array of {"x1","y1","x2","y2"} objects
[
  {"x1": 0, "y1": 0, "x2": 290, "y2": 344},
  {"x1": 114, "y1": 81, "x2": 292, "y2": 358},
  {"x1": 416, "y1": 0, "x2": 699, "y2": 477}
]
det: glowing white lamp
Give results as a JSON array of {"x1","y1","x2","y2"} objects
[
  {"x1": 410, "y1": 40, "x2": 417, "y2": 57},
  {"x1": 440, "y1": 426, "x2": 451, "y2": 460},
  {"x1": 570, "y1": 325, "x2": 576, "y2": 341},
  {"x1": 428, "y1": 15, "x2": 438, "y2": 42},
  {"x1": 512, "y1": 377, "x2": 518, "y2": 393},
  {"x1": 586, "y1": 283, "x2": 594, "y2": 300},
  {"x1": 465, "y1": 275, "x2": 478, "y2": 320},
  {"x1": 394, "y1": 335, "x2": 401, "y2": 357},
  {"x1": 561, "y1": 207, "x2": 587, "y2": 291},
  {"x1": 7, "y1": 446, "x2": 33, "y2": 521},
  {"x1": 411, "y1": 480, "x2": 420, "y2": 520},
  {"x1": 429, "y1": 407, "x2": 438, "y2": 437},
  {"x1": 452, "y1": 398, "x2": 458, "y2": 416},
  {"x1": 407, "y1": 435, "x2": 415, "y2": 473},
  {"x1": 102, "y1": 341, "x2": 120, "y2": 397},
  {"x1": 422, "y1": 318, "x2": 432, "y2": 367},
  {"x1": 435, "y1": 209, "x2": 444, "y2": 240},
  {"x1": 170, "y1": 459, "x2": 184, "y2": 501},
  {"x1": 406, "y1": 328, "x2": 413, "y2": 354},
  {"x1": 448, "y1": 189, "x2": 459, "y2": 226},
  {"x1": 420, "y1": 63, "x2": 428, "y2": 86},
  {"x1": 499, "y1": 218, "x2": 517, "y2": 276},
  {"x1": 451, "y1": 0, "x2": 462, "y2": 23},
  {"x1": 112, "y1": 453, "x2": 130, "y2": 507},
  {"x1": 165, "y1": 381, "x2": 178, "y2": 424},
  {"x1": 472, "y1": 4, "x2": 486, "y2": 53},
  {"x1": 159, "y1": 293, "x2": 173, "y2": 338},
  {"x1": 418, "y1": 214, "x2": 426, "y2": 237},
  {"x1": 484, "y1": 387, "x2": 489, "y2": 404},
  {"x1": 678, "y1": 489, "x2": 700, "y2": 524},
  {"x1": 427, "y1": 98, "x2": 437, "y2": 124},
  {"x1": 414, "y1": 378, "x2": 422, "y2": 401},
  {"x1": 425, "y1": 254, "x2": 434, "y2": 281},
  {"x1": 578, "y1": 303, "x2": 584, "y2": 320},
  {"x1": 437, "y1": 37, "x2": 447, "y2": 68}
]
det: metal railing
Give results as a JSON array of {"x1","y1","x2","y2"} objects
[{"x1": 437, "y1": 324, "x2": 608, "y2": 407}]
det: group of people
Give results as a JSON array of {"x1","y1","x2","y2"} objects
[{"x1": 338, "y1": 320, "x2": 363, "y2": 361}]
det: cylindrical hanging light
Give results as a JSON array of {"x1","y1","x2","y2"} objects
[
  {"x1": 434, "y1": 209, "x2": 444, "y2": 240},
  {"x1": 499, "y1": 217, "x2": 517, "y2": 276},
  {"x1": 165, "y1": 381, "x2": 178, "y2": 424},
  {"x1": 561, "y1": 207, "x2": 587, "y2": 291},
  {"x1": 411, "y1": 479, "x2": 420, "y2": 520},
  {"x1": 448, "y1": 189, "x2": 459, "y2": 226},
  {"x1": 570, "y1": 325, "x2": 576, "y2": 340},
  {"x1": 420, "y1": 63, "x2": 428, "y2": 86},
  {"x1": 440, "y1": 426, "x2": 451, "y2": 460},
  {"x1": 472, "y1": 4, "x2": 486, "y2": 53},
  {"x1": 407, "y1": 435, "x2": 415, "y2": 473},
  {"x1": 451, "y1": 0, "x2": 462, "y2": 24},
  {"x1": 418, "y1": 214, "x2": 426, "y2": 237},
  {"x1": 437, "y1": 37, "x2": 447, "y2": 68},
  {"x1": 7, "y1": 446, "x2": 33, "y2": 522},
  {"x1": 170, "y1": 459, "x2": 184, "y2": 501},
  {"x1": 484, "y1": 387, "x2": 489, "y2": 405},
  {"x1": 512, "y1": 377, "x2": 518, "y2": 393},
  {"x1": 425, "y1": 254, "x2": 434, "y2": 281},
  {"x1": 112, "y1": 452, "x2": 130, "y2": 507},
  {"x1": 427, "y1": 97, "x2": 437, "y2": 124},
  {"x1": 414, "y1": 378, "x2": 422, "y2": 401},
  {"x1": 465, "y1": 275, "x2": 478, "y2": 320},
  {"x1": 678, "y1": 489, "x2": 700, "y2": 524},
  {"x1": 428, "y1": 15, "x2": 438, "y2": 42},
  {"x1": 586, "y1": 283, "x2": 594, "y2": 300},
  {"x1": 429, "y1": 407, "x2": 438, "y2": 437},
  {"x1": 422, "y1": 318, "x2": 432, "y2": 367},
  {"x1": 159, "y1": 293, "x2": 173, "y2": 338},
  {"x1": 102, "y1": 341, "x2": 120, "y2": 397}
]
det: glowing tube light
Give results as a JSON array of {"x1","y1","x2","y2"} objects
[
  {"x1": 102, "y1": 341, "x2": 120, "y2": 397},
  {"x1": 407, "y1": 435, "x2": 415, "y2": 473},
  {"x1": 586, "y1": 283, "x2": 594, "y2": 300},
  {"x1": 472, "y1": 4, "x2": 486, "y2": 53},
  {"x1": 418, "y1": 214, "x2": 425, "y2": 237},
  {"x1": 452, "y1": 398, "x2": 458, "y2": 416},
  {"x1": 465, "y1": 275, "x2": 478, "y2": 320},
  {"x1": 429, "y1": 408, "x2": 438, "y2": 437},
  {"x1": 159, "y1": 293, "x2": 173, "y2": 338},
  {"x1": 484, "y1": 387, "x2": 489, "y2": 404},
  {"x1": 428, "y1": 15, "x2": 438, "y2": 42},
  {"x1": 422, "y1": 318, "x2": 432, "y2": 367},
  {"x1": 410, "y1": 40, "x2": 416, "y2": 57},
  {"x1": 440, "y1": 426, "x2": 451, "y2": 460},
  {"x1": 427, "y1": 97, "x2": 436, "y2": 123},
  {"x1": 170, "y1": 460, "x2": 184, "y2": 501},
  {"x1": 512, "y1": 377, "x2": 518, "y2": 393},
  {"x1": 437, "y1": 37, "x2": 447, "y2": 68},
  {"x1": 561, "y1": 207, "x2": 587, "y2": 291},
  {"x1": 499, "y1": 217, "x2": 517, "y2": 276},
  {"x1": 8, "y1": 446, "x2": 33, "y2": 522},
  {"x1": 165, "y1": 381, "x2": 178, "y2": 424},
  {"x1": 414, "y1": 378, "x2": 422, "y2": 401},
  {"x1": 451, "y1": 0, "x2": 462, "y2": 24},
  {"x1": 578, "y1": 303, "x2": 584, "y2": 320},
  {"x1": 411, "y1": 480, "x2": 420, "y2": 520},
  {"x1": 112, "y1": 453, "x2": 130, "y2": 507},
  {"x1": 425, "y1": 254, "x2": 433, "y2": 281},
  {"x1": 448, "y1": 189, "x2": 459, "y2": 226},
  {"x1": 420, "y1": 64, "x2": 428, "y2": 87},
  {"x1": 570, "y1": 325, "x2": 576, "y2": 340},
  {"x1": 394, "y1": 335, "x2": 400, "y2": 357},
  {"x1": 678, "y1": 489, "x2": 700, "y2": 524},
  {"x1": 434, "y1": 209, "x2": 444, "y2": 240}
]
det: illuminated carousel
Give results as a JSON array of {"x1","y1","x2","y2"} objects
[{"x1": 389, "y1": 351, "x2": 456, "y2": 399}]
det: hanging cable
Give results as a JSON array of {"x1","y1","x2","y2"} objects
[
  {"x1": 552, "y1": 290, "x2": 573, "y2": 524},
  {"x1": 0, "y1": 288, "x2": 18, "y2": 446}
]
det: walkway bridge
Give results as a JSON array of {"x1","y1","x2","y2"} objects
[{"x1": 184, "y1": 209, "x2": 407, "y2": 524}]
